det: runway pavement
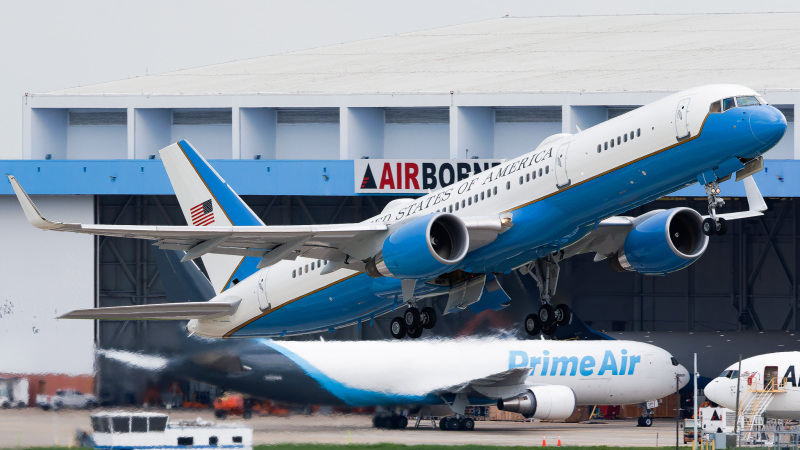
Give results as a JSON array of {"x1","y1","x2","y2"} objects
[{"x1": 0, "y1": 408, "x2": 689, "y2": 448}]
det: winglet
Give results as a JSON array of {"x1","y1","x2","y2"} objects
[{"x1": 6, "y1": 174, "x2": 63, "y2": 230}]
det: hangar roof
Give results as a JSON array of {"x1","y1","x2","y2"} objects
[{"x1": 45, "y1": 13, "x2": 800, "y2": 96}]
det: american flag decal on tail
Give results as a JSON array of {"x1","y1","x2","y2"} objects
[{"x1": 191, "y1": 199, "x2": 214, "y2": 226}]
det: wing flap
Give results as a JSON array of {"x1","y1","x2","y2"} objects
[
  {"x1": 437, "y1": 367, "x2": 531, "y2": 399},
  {"x1": 59, "y1": 299, "x2": 241, "y2": 320}
]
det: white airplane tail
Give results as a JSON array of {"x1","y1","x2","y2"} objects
[{"x1": 160, "y1": 140, "x2": 264, "y2": 294}]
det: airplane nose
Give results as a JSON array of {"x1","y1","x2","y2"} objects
[
  {"x1": 704, "y1": 379, "x2": 721, "y2": 403},
  {"x1": 677, "y1": 364, "x2": 690, "y2": 389},
  {"x1": 750, "y1": 105, "x2": 787, "y2": 147}
]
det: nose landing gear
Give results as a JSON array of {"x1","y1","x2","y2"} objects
[{"x1": 702, "y1": 181, "x2": 728, "y2": 236}]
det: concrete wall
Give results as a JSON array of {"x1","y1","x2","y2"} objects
[
  {"x1": 494, "y1": 122, "x2": 562, "y2": 159},
  {"x1": 276, "y1": 123, "x2": 340, "y2": 160},
  {"x1": 0, "y1": 196, "x2": 94, "y2": 375},
  {"x1": 384, "y1": 123, "x2": 449, "y2": 159}
]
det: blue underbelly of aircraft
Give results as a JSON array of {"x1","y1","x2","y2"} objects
[{"x1": 231, "y1": 109, "x2": 771, "y2": 337}]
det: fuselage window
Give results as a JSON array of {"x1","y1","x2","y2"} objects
[
  {"x1": 480, "y1": 192, "x2": 485, "y2": 200},
  {"x1": 532, "y1": 170, "x2": 536, "y2": 179},
  {"x1": 474, "y1": 194, "x2": 478, "y2": 203},
  {"x1": 506, "y1": 181, "x2": 511, "y2": 190},
  {"x1": 486, "y1": 189, "x2": 491, "y2": 198},
  {"x1": 610, "y1": 139, "x2": 615, "y2": 148},
  {"x1": 298, "y1": 267, "x2": 302, "y2": 275},
  {"x1": 455, "y1": 203, "x2": 459, "y2": 211},
  {"x1": 526, "y1": 173, "x2": 530, "y2": 182},
  {"x1": 597, "y1": 144, "x2": 601, "y2": 153},
  {"x1": 736, "y1": 96, "x2": 760, "y2": 107},
  {"x1": 617, "y1": 136, "x2": 621, "y2": 145},
  {"x1": 292, "y1": 270, "x2": 296, "y2": 278},
  {"x1": 311, "y1": 262, "x2": 315, "y2": 270},
  {"x1": 623, "y1": 134, "x2": 627, "y2": 143},
  {"x1": 493, "y1": 186, "x2": 497, "y2": 195},
  {"x1": 545, "y1": 166, "x2": 549, "y2": 174},
  {"x1": 449, "y1": 205, "x2": 453, "y2": 212},
  {"x1": 637, "y1": 128, "x2": 641, "y2": 137},
  {"x1": 461, "y1": 199, "x2": 465, "y2": 208},
  {"x1": 305, "y1": 264, "x2": 309, "y2": 273},
  {"x1": 722, "y1": 97, "x2": 735, "y2": 111},
  {"x1": 630, "y1": 131, "x2": 634, "y2": 140},
  {"x1": 519, "y1": 176, "x2": 524, "y2": 185},
  {"x1": 468, "y1": 197, "x2": 472, "y2": 206},
  {"x1": 709, "y1": 101, "x2": 721, "y2": 113},
  {"x1": 604, "y1": 142, "x2": 608, "y2": 150},
  {"x1": 538, "y1": 168, "x2": 543, "y2": 177}
]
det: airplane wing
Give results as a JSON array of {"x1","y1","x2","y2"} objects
[
  {"x1": 437, "y1": 367, "x2": 532, "y2": 399},
  {"x1": 8, "y1": 174, "x2": 507, "y2": 269}
]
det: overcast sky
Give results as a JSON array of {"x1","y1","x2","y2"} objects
[{"x1": 1, "y1": 0, "x2": 798, "y2": 159}]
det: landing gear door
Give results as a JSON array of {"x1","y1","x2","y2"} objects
[
  {"x1": 675, "y1": 98, "x2": 691, "y2": 140},
  {"x1": 555, "y1": 142, "x2": 571, "y2": 189},
  {"x1": 257, "y1": 269, "x2": 270, "y2": 311}
]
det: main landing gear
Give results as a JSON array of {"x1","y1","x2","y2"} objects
[
  {"x1": 372, "y1": 413, "x2": 408, "y2": 429},
  {"x1": 390, "y1": 306, "x2": 437, "y2": 340},
  {"x1": 438, "y1": 416, "x2": 475, "y2": 431},
  {"x1": 702, "y1": 181, "x2": 728, "y2": 236},
  {"x1": 522, "y1": 255, "x2": 573, "y2": 337}
]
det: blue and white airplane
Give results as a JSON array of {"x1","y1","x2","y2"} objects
[
  {"x1": 105, "y1": 337, "x2": 690, "y2": 430},
  {"x1": 8, "y1": 84, "x2": 786, "y2": 339}
]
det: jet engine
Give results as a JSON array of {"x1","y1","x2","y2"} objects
[
  {"x1": 365, "y1": 213, "x2": 469, "y2": 279},
  {"x1": 497, "y1": 385, "x2": 576, "y2": 420},
  {"x1": 610, "y1": 207, "x2": 708, "y2": 274}
]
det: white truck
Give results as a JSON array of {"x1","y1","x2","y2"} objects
[
  {"x1": 0, "y1": 377, "x2": 29, "y2": 408},
  {"x1": 36, "y1": 389, "x2": 97, "y2": 410}
]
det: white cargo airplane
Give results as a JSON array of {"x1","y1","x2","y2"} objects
[
  {"x1": 8, "y1": 84, "x2": 786, "y2": 339},
  {"x1": 704, "y1": 352, "x2": 800, "y2": 420},
  {"x1": 105, "y1": 338, "x2": 689, "y2": 430}
]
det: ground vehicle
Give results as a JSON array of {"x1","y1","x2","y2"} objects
[
  {"x1": 0, "y1": 377, "x2": 29, "y2": 408},
  {"x1": 37, "y1": 389, "x2": 97, "y2": 410}
]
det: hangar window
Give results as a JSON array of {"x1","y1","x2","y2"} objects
[
  {"x1": 709, "y1": 101, "x2": 722, "y2": 113},
  {"x1": 736, "y1": 96, "x2": 760, "y2": 107},
  {"x1": 597, "y1": 144, "x2": 601, "y2": 153},
  {"x1": 722, "y1": 97, "x2": 736, "y2": 111}
]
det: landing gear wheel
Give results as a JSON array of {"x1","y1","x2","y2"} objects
[
  {"x1": 643, "y1": 417, "x2": 653, "y2": 427},
  {"x1": 446, "y1": 417, "x2": 461, "y2": 430},
  {"x1": 555, "y1": 304, "x2": 572, "y2": 326},
  {"x1": 404, "y1": 307, "x2": 421, "y2": 329},
  {"x1": 439, "y1": 418, "x2": 447, "y2": 430},
  {"x1": 461, "y1": 417, "x2": 475, "y2": 431},
  {"x1": 542, "y1": 324, "x2": 558, "y2": 336},
  {"x1": 390, "y1": 317, "x2": 407, "y2": 339},
  {"x1": 392, "y1": 415, "x2": 408, "y2": 429},
  {"x1": 637, "y1": 417, "x2": 644, "y2": 427},
  {"x1": 524, "y1": 313, "x2": 542, "y2": 336},
  {"x1": 538, "y1": 303, "x2": 556, "y2": 327},
  {"x1": 420, "y1": 307, "x2": 437, "y2": 329},
  {"x1": 702, "y1": 218, "x2": 716, "y2": 236},
  {"x1": 407, "y1": 326, "x2": 423, "y2": 339},
  {"x1": 716, "y1": 217, "x2": 728, "y2": 236}
]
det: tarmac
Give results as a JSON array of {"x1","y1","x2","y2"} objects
[{"x1": 0, "y1": 408, "x2": 692, "y2": 448}]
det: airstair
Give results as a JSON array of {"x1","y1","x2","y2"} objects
[{"x1": 738, "y1": 374, "x2": 785, "y2": 443}]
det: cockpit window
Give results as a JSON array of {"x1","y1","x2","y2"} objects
[
  {"x1": 736, "y1": 96, "x2": 760, "y2": 107},
  {"x1": 722, "y1": 98, "x2": 736, "y2": 111},
  {"x1": 719, "y1": 370, "x2": 732, "y2": 378},
  {"x1": 709, "y1": 101, "x2": 721, "y2": 113},
  {"x1": 730, "y1": 370, "x2": 738, "y2": 378},
  {"x1": 671, "y1": 357, "x2": 679, "y2": 366}
]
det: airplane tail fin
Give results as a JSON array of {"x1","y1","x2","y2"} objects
[{"x1": 160, "y1": 140, "x2": 263, "y2": 294}]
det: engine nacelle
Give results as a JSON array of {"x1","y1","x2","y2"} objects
[
  {"x1": 497, "y1": 385, "x2": 576, "y2": 420},
  {"x1": 611, "y1": 207, "x2": 708, "y2": 274},
  {"x1": 365, "y1": 213, "x2": 469, "y2": 279}
]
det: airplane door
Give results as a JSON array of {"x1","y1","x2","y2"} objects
[
  {"x1": 675, "y1": 98, "x2": 691, "y2": 140},
  {"x1": 764, "y1": 365, "x2": 778, "y2": 389},
  {"x1": 555, "y1": 142, "x2": 571, "y2": 189},
  {"x1": 257, "y1": 269, "x2": 270, "y2": 311}
]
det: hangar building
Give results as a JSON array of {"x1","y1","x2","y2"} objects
[{"x1": 2, "y1": 12, "x2": 800, "y2": 403}]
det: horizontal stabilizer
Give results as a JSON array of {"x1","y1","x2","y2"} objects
[{"x1": 59, "y1": 299, "x2": 240, "y2": 320}]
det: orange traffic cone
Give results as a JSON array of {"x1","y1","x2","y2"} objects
[
  {"x1": 542, "y1": 435, "x2": 547, "y2": 446},
  {"x1": 557, "y1": 435, "x2": 562, "y2": 447}
]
